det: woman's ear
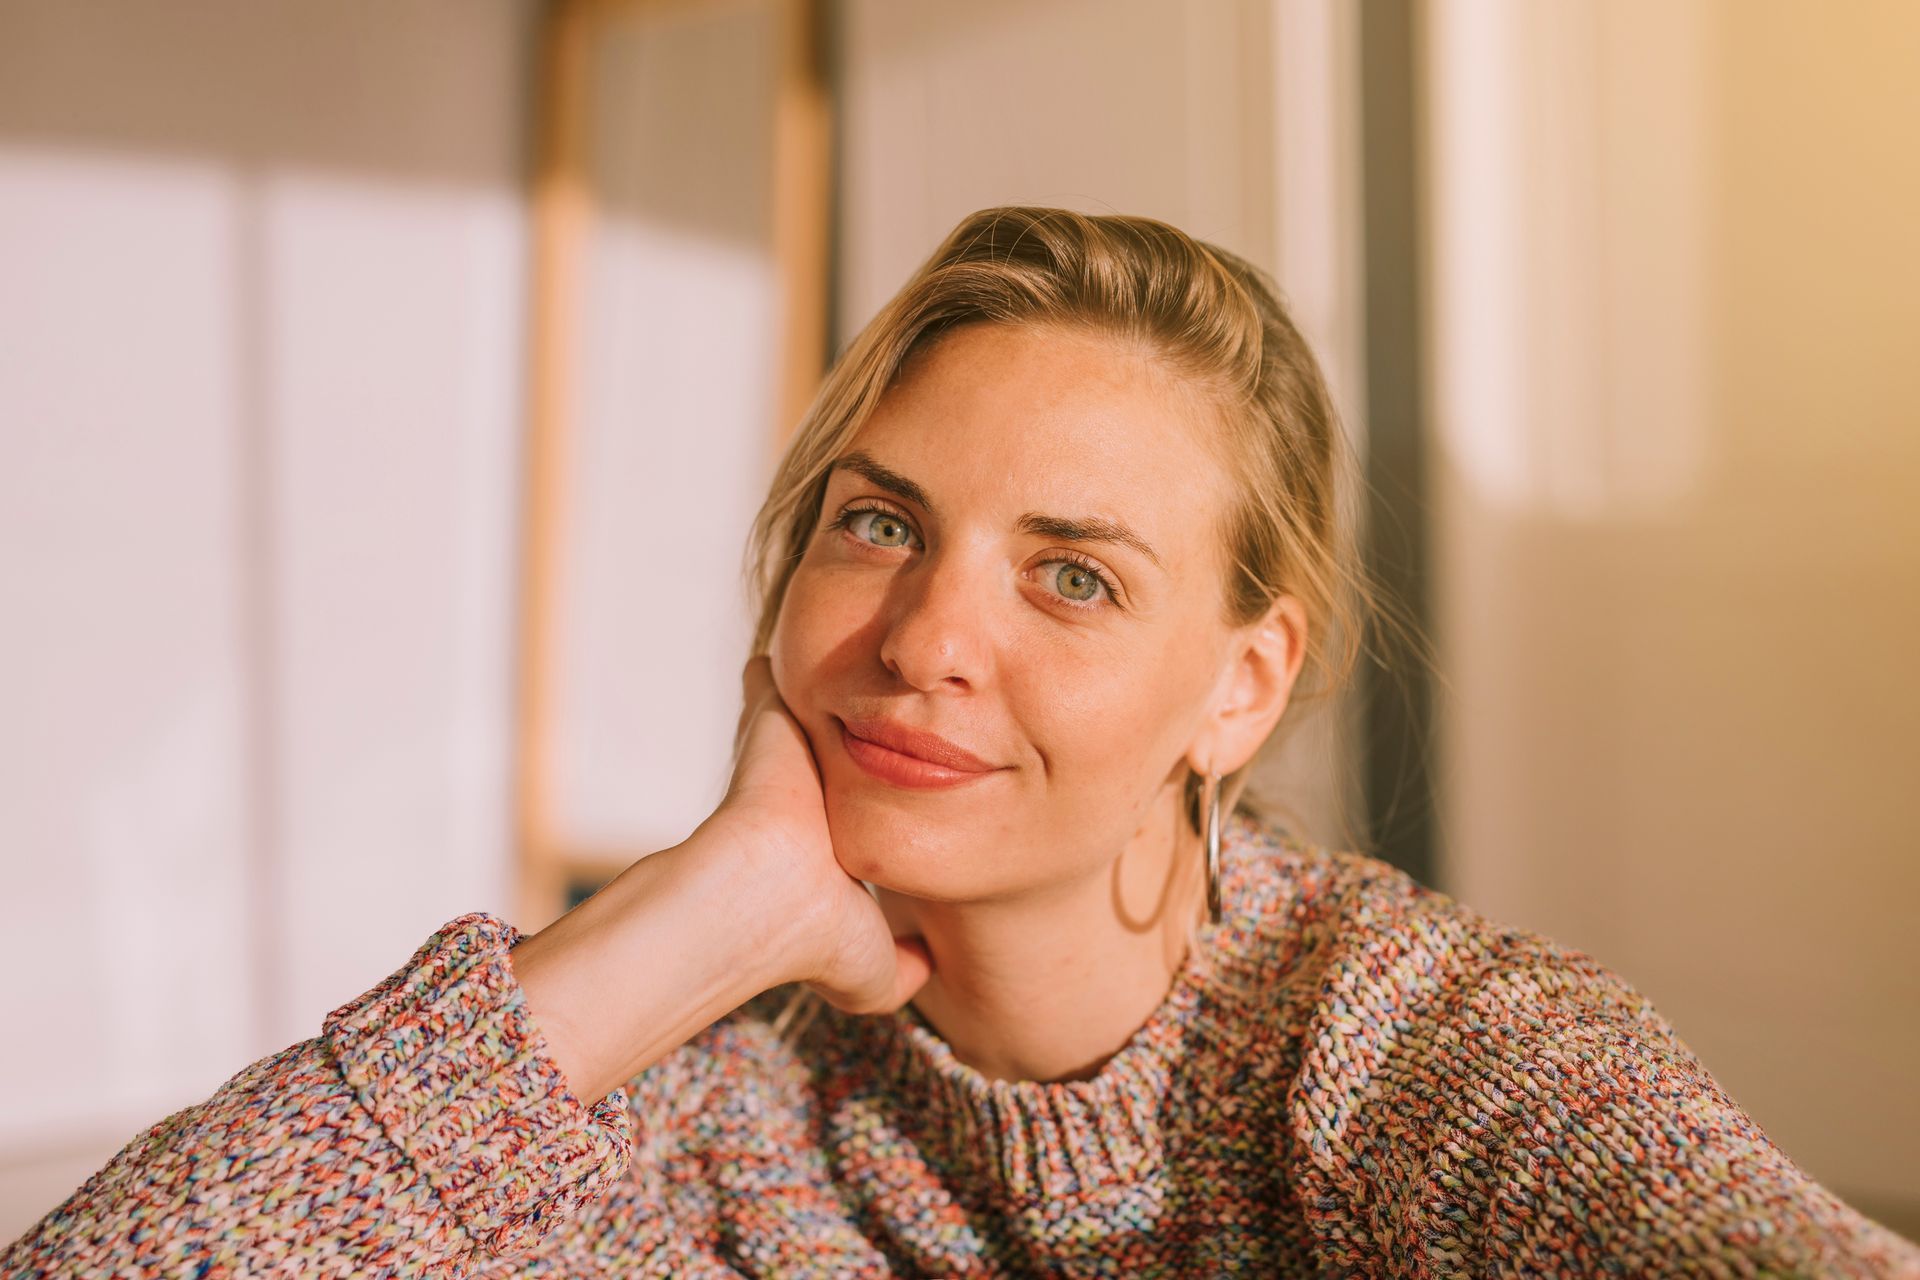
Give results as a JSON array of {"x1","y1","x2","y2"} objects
[{"x1": 1187, "y1": 596, "x2": 1309, "y2": 776}]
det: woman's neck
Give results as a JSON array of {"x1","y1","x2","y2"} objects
[{"x1": 882, "y1": 797, "x2": 1206, "y2": 1084}]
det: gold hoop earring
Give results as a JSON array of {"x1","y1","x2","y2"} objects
[{"x1": 1201, "y1": 770, "x2": 1223, "y2": 926}]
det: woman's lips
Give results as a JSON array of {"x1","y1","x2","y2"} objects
[{"x1": 837, "y1": 717, "x2": 1004, "y2": 790}]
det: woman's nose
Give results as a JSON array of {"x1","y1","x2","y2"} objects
[{"x1": 878, "y1": 551, "x2": 993, "y2": 693}]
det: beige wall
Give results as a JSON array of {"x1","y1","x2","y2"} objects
[{"x1": 1426, "y1": 0, "x2": 1920, "y2": 1221}]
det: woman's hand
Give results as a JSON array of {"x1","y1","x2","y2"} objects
[
  {"x1": 702, "y1": 655, "x2": 932, "y2": 1016},
  {"x1": 515, "y1": 655, "x2": 932, "y2": 1102}
]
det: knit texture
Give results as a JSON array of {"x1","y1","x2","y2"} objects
[{"x1": 5, "y1": 811, "x2": 1916, "y2": 1277}]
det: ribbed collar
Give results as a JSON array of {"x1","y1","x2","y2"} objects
[{"x1": 836, "y1": 810, "x2": 1288, "y2": 1203}]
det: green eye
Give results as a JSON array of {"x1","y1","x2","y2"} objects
[
  {"x1": 1052, "y1": 562, "x2": 1106, "y2": 603},
  {"x1": 849, "y1": 509, "x2": 913, "y2": 548}
]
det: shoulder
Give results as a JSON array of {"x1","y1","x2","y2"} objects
[
  {"x1": 1232, "y1": 823, "x2": 1920, "y2": 1275},
  {"x1": 1223, "y1": 807, "x2": 1651, "y2": 1024},
  {"x1": 1219, "y1": 809, "x2": 1696, "y2": 1143}
]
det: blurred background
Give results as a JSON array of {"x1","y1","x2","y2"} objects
[{"x1": 2, "y1": 0, "x2": 1915, "y2": 1243}]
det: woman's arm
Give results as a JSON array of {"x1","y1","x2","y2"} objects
[
  {"x1": 1, "y1": 658, "x2": 927, "y2": 1277},
  {"x1": 0, "y1": 911, "x2": 633, "y2": 1279},
  {"x1": 0, "y1": 828, "x2": 815, "y2": 1279}
]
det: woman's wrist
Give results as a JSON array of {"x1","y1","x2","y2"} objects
[{"x1": 512, "y1": 823, "x2": 813, "y2": 1104}]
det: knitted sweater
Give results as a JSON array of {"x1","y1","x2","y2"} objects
[{"x1": 6, "y1": 813, "x2": 1916, "y2": 1278}]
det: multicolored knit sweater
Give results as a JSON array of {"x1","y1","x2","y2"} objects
[{"x1": 6, "y1": 812, "x2": 1916, "y2": 1278}]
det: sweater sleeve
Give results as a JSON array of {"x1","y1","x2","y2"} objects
[
  {"x1": 0, "y1": 912, "x2": 634, "y2": 1279},
  {"x1": 1287, "y1": 878, "x2": 1920, "y2": 1279}
]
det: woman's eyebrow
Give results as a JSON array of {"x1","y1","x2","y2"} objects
[
  {"x1": 1016, "y1": 513, "x2": 1163, "y2": 568},
  {"x1": 831, "y1": 451, "x2": 934, "y2": 511},
  {"x1": 829, "y1": 449, "x2": 1163, "y2": 568}
]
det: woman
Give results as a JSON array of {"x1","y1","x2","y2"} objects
[{"x1": 6, "y1": 207, "x2": 1914, "y2": 1279}]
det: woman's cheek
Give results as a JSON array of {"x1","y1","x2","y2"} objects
[
  {"x1": 767, "y1": 567, "x2": 822, "y2": 701},
  {"x1": 771, "y1": 566, "x2": 845, "y2": 693},
  {"x1": 1036, "y1": 643, "x2": 1174, "y2": 781}
]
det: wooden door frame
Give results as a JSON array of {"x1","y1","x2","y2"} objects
[{"x1": 513, "y1": 0, "x2": 832, "y2": 926}]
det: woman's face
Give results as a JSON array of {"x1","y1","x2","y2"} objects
[{"x1": 769, "y1": 321, "x2": 1271, "y2": 902}]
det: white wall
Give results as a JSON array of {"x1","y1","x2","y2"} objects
[
  {"x1": 0, "y1": 0, "x2": 534, "y2": 1237},
  {"x1": 1425, "y1": 0, "x2": 1920, "y2": 1224},
  {"x1": 0, "y1": 0, "x2": 794, "y2": 1239},
  {"x1": 551, "y1": 0, "x2": 782, "y2": 859}
]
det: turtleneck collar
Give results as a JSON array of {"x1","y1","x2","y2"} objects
[{"x1": 828, "y1": 809, "x2": 1294, "y2": 1202}]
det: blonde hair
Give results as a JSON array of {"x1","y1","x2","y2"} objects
[{"x1": 743, "y1": 206, "x2": 1412, "y2": 1040}]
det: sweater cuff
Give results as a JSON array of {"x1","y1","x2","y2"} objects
[{"x1": 322, "y1": 911, "x2": 635, "y2": 1258}]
